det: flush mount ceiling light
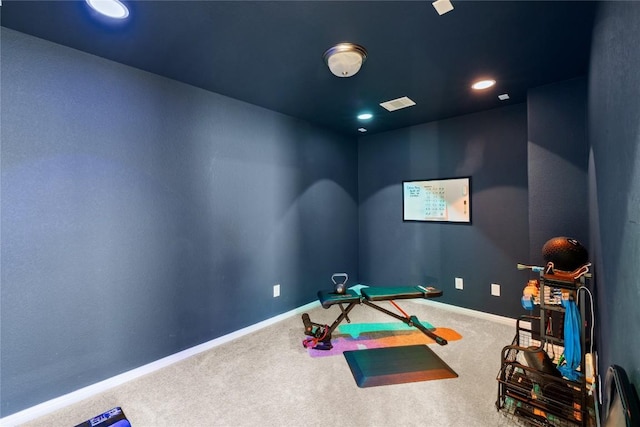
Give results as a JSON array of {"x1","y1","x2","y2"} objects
[
  {"x1": 471, "y1": 79, "x2": 496, "y2": 90},
  {"x1": 357, "y1": 113, "x2": 373, "y2": 120},
  {"x1": 86, "y1": 0, "x2": 129, "y2": 19},
  {"x1": 323, "y1": 43, "x2": 368, "y2": 78}
]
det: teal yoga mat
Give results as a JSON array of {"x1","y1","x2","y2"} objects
[{"x1": 343, "y1": 344, "x2": 458, "y2": 388}]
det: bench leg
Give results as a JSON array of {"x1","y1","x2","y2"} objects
[{"x1": 361, "y1": 300, "x2": 448, "y2": 346}]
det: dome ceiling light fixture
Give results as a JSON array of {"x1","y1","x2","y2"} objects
[{"x1": 323, "y1": 43, "x2": 368, "y2": 78}]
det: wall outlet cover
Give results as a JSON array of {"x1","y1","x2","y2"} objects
[{"x1": 491, "y1": 283, "x2": 500, "y2": 296}]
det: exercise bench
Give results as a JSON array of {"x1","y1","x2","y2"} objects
[{"x1": 302, "y1": 285, "x2": 447, "y2": 350}]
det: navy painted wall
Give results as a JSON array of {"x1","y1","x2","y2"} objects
[
  {"x1": 358, "y1": 105, "x2": 530, "y2": 318},
  {"x1": 3, "y1": 2, "x2": 639, "y2": 419},
  {"x1": 588, "y1": 2, "x2": 640, "y2": 393},
  {"x1": 0, "y1": 28, "x2": 358, "y2": 416},
  {"x1": 527, "y1": 78, "x2": 589, "y2": 265}
]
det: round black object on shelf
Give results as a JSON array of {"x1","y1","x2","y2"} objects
[{"x1": 542, "y1": 237, "x2": 589, "y2": 272}]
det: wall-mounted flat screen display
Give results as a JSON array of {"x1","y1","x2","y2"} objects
[{"x1": 402, "y1": 177, "x2": 471, "y2": 223}]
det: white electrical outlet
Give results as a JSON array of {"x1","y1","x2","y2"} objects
[
  {"x1": 273, "y1": 284, "x2": 280, "y2": 298},
  {"x1": 455, "y1": 277, "x2": 464, "y2": 290},
  {"x1": 491, "y1": 283, "x2": 501, "y2": 296}
]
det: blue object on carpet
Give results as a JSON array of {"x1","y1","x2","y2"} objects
[{"x1": 73, "y1": 407, "x2": 131, "y2": 427}]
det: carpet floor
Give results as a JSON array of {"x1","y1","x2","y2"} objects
[{"x1": 19, "y1": 300, "x2": 520, "y2": 427}]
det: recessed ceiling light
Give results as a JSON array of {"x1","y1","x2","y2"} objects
[
  {"x1": 86, "y1": 0, "x2": 129, "y2": 19},
  {"x1": 357, "y1": 113, "x2": 373, "y2": 120},
  {"x1": 471, "y1": 79, "x2": 496, "y2": 90},
  {"x1": 498, "y1": 93, "x2": 510, "y2": 100},
  {"x1": 358, "y1": 128, "x2": 368, "y2": 133}
]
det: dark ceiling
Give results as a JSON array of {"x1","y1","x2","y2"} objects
[{"x1": 1, "y1": 1, "x2": 597, "y2": 136}]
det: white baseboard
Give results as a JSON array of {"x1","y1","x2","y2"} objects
[
  {"x1": 0, "y1": 301, "x2": 320, "y2": 427},
  {"x1": 350, "y1": 284, "x2": 517, "y2": 327},
  {"x1": 413, "y1": 298, "x2": 518, "y2": 327},
  {"x1": 1, "y1": 298, "x2": 513, "y2": 426}
]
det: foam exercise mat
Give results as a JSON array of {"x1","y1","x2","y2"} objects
[{"x1": 343, "y1": 344, "x2": 458, "y2": 388}]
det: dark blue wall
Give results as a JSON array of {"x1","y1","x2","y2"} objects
[
  {"x1": 527, "y1": 78, "x2": 589, "y2": 265},
  {"x1": 358, "y1": 105, "x2": 530, "y2": 318},
  {"x1": 588, "y1": 1, "x2": 640, "y2": 392},
  {"x1": 0, "y1": 28, "x2": 358, "y2": 416},
  {"x1": 3, "y1": 1, "x2": 639, "y2": 419}
]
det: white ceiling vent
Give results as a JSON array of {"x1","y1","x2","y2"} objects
[
  {"x1": 380, "y1": 96, "x2": 416, "y2": 112},
  {"x1": 432, "y1": 0, "x2": 454, "y2": 16}
]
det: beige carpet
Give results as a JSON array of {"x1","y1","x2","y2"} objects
[{"x1": 19, "y1": 301, "x2": 520, "y2": 427}]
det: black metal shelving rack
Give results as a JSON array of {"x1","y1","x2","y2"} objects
[{"x1": 496, "y1": 274, "x2": 592, "y2": 427}]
